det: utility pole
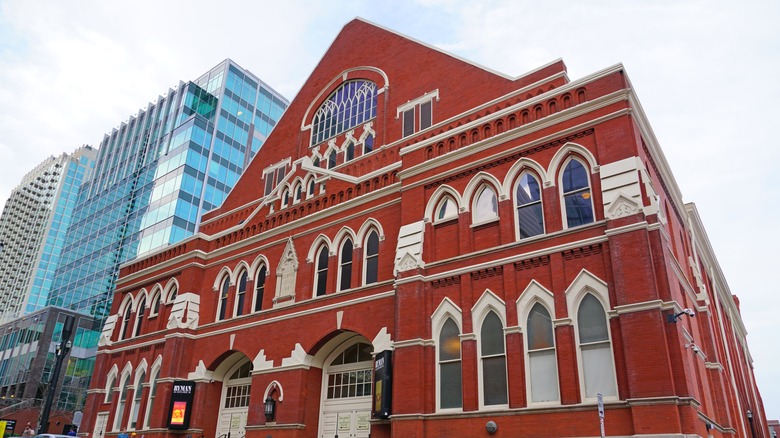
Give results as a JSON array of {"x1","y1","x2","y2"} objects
[{"x1": 38, "y1": 314, "x2": 75, "y2": 434}]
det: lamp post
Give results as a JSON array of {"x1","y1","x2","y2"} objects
[
  {"x1": 38, "y1": 314, "x2": 75, "y2": 434},
  {"x1": 746, "y1": 409, "x2": 756, "y2": 438}
]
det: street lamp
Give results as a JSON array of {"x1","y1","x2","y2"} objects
[
  {"x1": 38, "y1": 314, "x2": 75, "y2": 434},
  {"x1": 746, "y1": 409, "x2": 756, "y2": 438}
]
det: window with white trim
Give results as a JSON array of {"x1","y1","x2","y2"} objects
[
  {"x1": 327, "y1": 150, "x2": 337, "y2": 169},
  {"x1": 133, "y1": 297, "x2": 146, "y2": 337},
  {"x1": 345, "y1": 141, "x2": 355, "y2": 162},
  {"x1": 473, "y1": 186, "x2": 498, "y2": 223},
  {"x1": 235, "y1": 272, "x2": 247, "y2": 316},
  {"x1": 312, "y1": 80, "x2": 377, "y2": 146},
  {"x1": 254, "y1": 265, "x2": 267, "y2": 312},
  {"x1": 363, "y1": 133, "x2": 374, "y2": 154},
  {"x1": 436, "y1": 196, "x2": 458, "y2": 222},
  {"x1": 561, "y1": 158, "x2": 594, "y2": 228},
  {"x1": 151, "y1": 291, "x2": 161, "y2": 315},
  {"x1": 577, "y1": 293, "x2": 617, "y2": 399},
  {"x1": 480, "y1": 311, "x2": 508, "y2": 406},
  {"x1": 339, "y1": 238, "x2": 353, "y2": 291},
  {"x1": 120, "y1": 306, "x2": 132, "y2": 341},
  {"x1": 438, "y1": 318, "x2": 462, "y2": 409},
  {"x1": 526, "y1": 303, "x2": 559, "y2": 403},
  {"x1": 113, "y1": 374, "x2": 131, "y2": 430},
  {"x1": 130, "y1": 370, "x2": 145, "y2": 429},
  {"x1": 399, "y1": 91, "x2": 437, "y2": 138},
  {"x1": 314, "y1": 245, "x2": 329, "y2": 297},
  {"x1": 516, "y1": 172, "x2": 544, "y2": 238},
  {"x1": 218, "y1": 277, "x2": 229, "y2": 321},
  {"x1": 364, "y1": 230, "x2": 379, "y2": 285},
  {"x1": 263, "y1": 162, "x2": 288, "y2": 196},
  {"x1": 142, "y1": 366, "x2": 159, "y2": 429}
]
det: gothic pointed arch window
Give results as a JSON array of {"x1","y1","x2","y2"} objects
[
  {"x1": 134, "y1": 297, "x2": 146, "y2": 337},
  {"x1": 120, "y1": 305, "x2": 132, "y2": 340},
  {"x1": 436, "y1": 196, "x2": 458, "y2": 222},
  {"x1": 345, "y1": 141, "x2": 355, "y2": 162},
  {"x1": 364, "y1": 133, "x2": 374, "y2": 154},
  {"x1": 254, "y1": 265, "x2": 267, "y2": 312},
  {"x1": 526, "y1": 302, "x2": 559, "y2": 403},
  {"x1": 576, "y1": 293, "x2": 617, "y2": 399},
  {"x1": 438, "y1": 318, "x2": 462, "y2": 409},
  {"x1": 235, "y1": 271, "x2": 247, "y2": 316},
  {"x1": 314, "y1": 245, "x2": 329, "y2": 297},
  {"x1": 516, "y1": 172, "x2": 544, "y2": 238},
  {"x1": 480, "y1": 311, "x2": 507, "y2": 406},
  {"x1": 561, "y1": 158, "x2": 594, "y2": 228},
  {"x1": 218, "y1": 277, "x2": 229, "y2": 321},
  {"x1": 339, "y1": 238, "x2": 354, "y2": 291},
  {"x1": 473, "y1": 185, "x2": 498, "y2": 223},
  {"x1": 312, "y1": 81, "x2": 378, "y2": 145},
  {"x1": 327, "y1": 150, "x2": 337, "y2": 169},
  {"x1": 364, "y1": 230, "x2": 379, "y2": 285}
]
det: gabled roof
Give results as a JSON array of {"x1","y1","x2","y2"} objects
[{"x1": 204, "y1": 18, "x2": 568, "y2": 220}]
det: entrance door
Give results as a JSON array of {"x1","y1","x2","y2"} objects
[
  {"x1": 215, "y1": 360, "x2": 252, "y2": 438},
  {"x1": 319, "y1": 341, "x2": 374, "y2": 438},
  {"x1": 92, "y1": 412, "x2": 109, "y2": 438}
]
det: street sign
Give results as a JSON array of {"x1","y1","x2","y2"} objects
[{"x1": 597, "y1": 393, "x2": 605, "y2": 438}]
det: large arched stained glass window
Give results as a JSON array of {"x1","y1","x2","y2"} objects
[{"x1": 312, "y1": 81, "x2": 378, "y2": 145}]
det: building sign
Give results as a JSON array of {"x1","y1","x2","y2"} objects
[
  {"x1": 372, "y1": 350, "x2": 392, "y2": 419},
  {"x1": 167, "y1": 380, "x2": 196, "y2": 430},
  {"x1": 0, "y1": 420, "x2": 15, "y2": 432}
]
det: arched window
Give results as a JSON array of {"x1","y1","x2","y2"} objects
[
  {"x1": 327, "y1": 151, "x2": 337, "y2": 169},
  {"x1": 151, "y1": 291, "x2": 161, "y2": 315},
  {"x1": 516, "y1": 172, "x2": 544, "y2": 238},
  {"x1": 168, "y1": 285, "x2": 178, "y2": 303},
  {"x1": 282, "y1": 189, "x2": 290, "y2": 207},
  {"x1": 312, "y1": 80, "x2": 378, "y2": 145},
  {"x1": 339, "y1": 238, "x2": 353, "y2": 291},
  {"x1": 224, "y1": 360, "x2": 252, "y2": 409},
  {"x1": 308, "y1": 180, "x2": 316, "y2": 197},
  {"x1": 364, "y1": 133, "x2": 374, "y2": 154},
  {"x1": 577, "y1": 294, "x2": 617, "y2": 399},
  {"x1": 561, "y1": 159, "x2": 594, "y2": 228},
  {"x1": 526, "y1": 303, "x2": 559, "y2": 403},
  {"x1": 121, "y1": 306, "x2": 132, "y2": 340},
  {"x1": 235, "y1": 272, "x2": 247, "y2": 316},
  {"x1": 436, "y1": 196, "x2": 457, "y2": 222},
  {"x1": 130, "y1": 370, "x2": 146, "y2": 429},
  {"x1": 134, "y1": 297, "x2": 146, "y2": 337},
  {"x1": 254, "y1": 265, "x2": 267, "y2": 312},
  {"x1": 143, "y1": 364, "x2": 160, "y2": 429},
  {"x1": 364, "y1": 230, "x2": 379, "y2": 285},
  {"x1": 113, "y1": 374, "x2": 131, "y2": 430},
  {"x1": 315, "y1": 246, "x2": 329, "y2": 296},
  {"x1": 313, "y1": 157, "x2": 320, "y2": 168},
  {"x1": 473, "y1": 186, "x2": 498, "y2": 223},
  {"x1": 218, "y1": 277, "x2": 229, "y2": 321},
  {"x1": 345, "y1": 141, "x2": 355, "y2": 161},
  {"x1": 294, "y1": 184, "x2": 302, "y2": 203},
  {"x1": 105, "y1": 372, "x2": 116, "y2": 403},
  {"x1": 480, "y1": 311, "x2": 507, "y2": 406},
  {"x1": 438, "y1": 318, "x2": 462, "y2": 409}
]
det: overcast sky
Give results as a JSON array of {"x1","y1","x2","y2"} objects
[{"x1": 1, "y1": 0, "x2": 778, "y2": 420}]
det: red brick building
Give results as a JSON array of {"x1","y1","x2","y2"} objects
[{"x1": 80, "y1": 19, "x2": 768, "y2": 438}]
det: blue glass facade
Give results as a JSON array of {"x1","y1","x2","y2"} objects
[
  {"x1": 0, "y1": 147, "x2": 97, "y2": 323},
  {"x1": 47, "y1": 60, "x2": 288, "y2": 320}
]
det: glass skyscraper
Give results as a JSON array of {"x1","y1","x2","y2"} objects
[
  {"x1": 0, "y1": 146, "x2": 97, "y2": 324},
  {"x1": 47, "y1": 59, "x2": 288, "y2": 321}
]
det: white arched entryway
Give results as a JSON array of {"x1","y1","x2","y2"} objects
[
  {"x1": 318, "y1": 336, "x2": 374, "y2": 438},
  {"x1": 215, "y1": 358, "x2": 252, "y2": 438}
]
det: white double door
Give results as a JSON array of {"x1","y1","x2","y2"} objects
[
  {"x1": 320, "y1": 398, "x2": 371, "y2": 438},
  {"x1": 215, "y1": 409, "x2": 247, "y2": 438}
]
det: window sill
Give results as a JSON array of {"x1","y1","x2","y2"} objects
[
  {"x1": 470, "y1": 217, "x2": 500, "y2": 229},
  {"x1": 434, "y1": 216, "x2": 458, "y2": 226}
]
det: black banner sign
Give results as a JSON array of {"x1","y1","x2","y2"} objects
[
  {"x1": 372, "y1": 350, "x2": 392, "y2": 419},
  {"x1": 167, "y1": 380, "x2": 196, "y2": 430}
]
